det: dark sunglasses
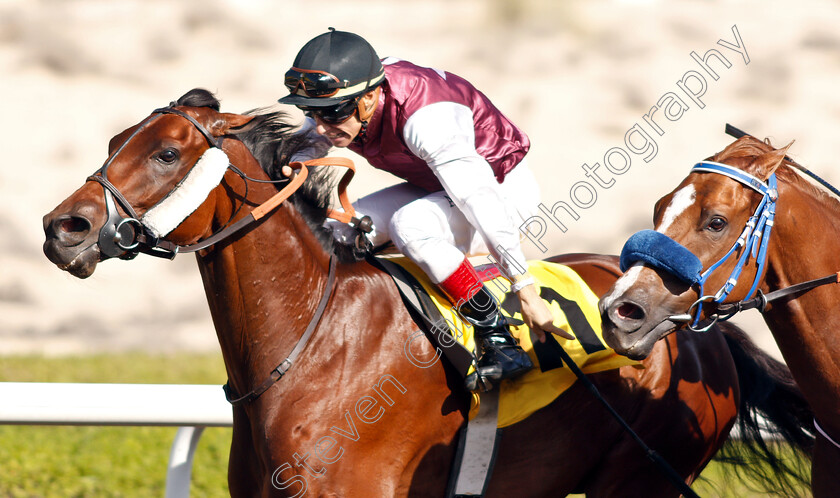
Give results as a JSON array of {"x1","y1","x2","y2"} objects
[
  {"x1": 285, "y1": 67, "x2": 349, "y2": 98},
  {"x1": 302, "y1": 97, "x2": 360, "y2": 125}
]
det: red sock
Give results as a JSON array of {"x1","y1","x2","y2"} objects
[{"x1": 438, "y1": 258, "x2": 482, "y2": 306}]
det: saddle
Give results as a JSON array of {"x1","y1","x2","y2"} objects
[{"x1": 371, "y1": 255, "x2": 640, "y2": 427}]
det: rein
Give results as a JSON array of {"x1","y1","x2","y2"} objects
[
  {"x1": 146, "y1": 155, "x2": 358, "y2": 257},
  {"x1": 544, "y1": 332, "x2": 701, "y2": 498},
  {"x1": 715, "y1": 272, "x2": 840, "y2": 316}
]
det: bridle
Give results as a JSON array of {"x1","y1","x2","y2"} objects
[
  {"x1": 671, "y1": 161, "x2": 780, "y2": 332},
  {"x1": 87, "y1": 106, "x2": 235, "y2": 260},
  {"x1": 671, "y1": 161, "x2": 840, "y2": 332},
  {"x1": 621, "y1": 160, "x2": 840, "y2": 333},
  {"x1": 621, "y1": 156, "x2": 840, "y2": 451},
  {"x1": 86, "y1": 105, "x2": 366, "y2": 260},
  {"x1": 619, "y1": 161, "x2": 779, "y2": 331}
]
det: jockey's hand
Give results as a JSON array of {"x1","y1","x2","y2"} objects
[
  {"x1": 281, "y1": 165, "x2": 297, "y2": 178},
  {"x1": 516, "y1": 281, "x2": 575, "y2": 343}
]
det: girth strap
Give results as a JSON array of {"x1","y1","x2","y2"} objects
[
  {"x1": 224, "y1": 255, "x2": 337, "y2": 405},
  {"x1": 447, "y1": 389, "x2": 501, "y2": 498},
  {"x1": 814, "y1": 418, "x2": 840, "y2": 451}
]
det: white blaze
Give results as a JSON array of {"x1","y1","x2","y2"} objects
[
  {"x1": 656, "y1": 185, "x2": 696, "y2": 234},
  {"x1": 604, "y1": 264, "x2": 644, "y2": 306}
]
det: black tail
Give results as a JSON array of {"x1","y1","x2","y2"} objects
[{"x1": 712, "y1": 321, "x2": 814, "y2": 494}]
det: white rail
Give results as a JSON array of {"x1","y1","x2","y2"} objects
[
  {"x1": 0, "y1": 383, "x2": 233, "y2": 498},
  {"x1": 0, "y1": 381, "x2": 780, "y2": 497}
]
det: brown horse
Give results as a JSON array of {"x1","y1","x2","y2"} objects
[
  {"x1": 600, "y1": 134, "x2": 839, "y2": 495},
  {"x1": 43, "y1": 90, "x2": 811, "y2": 496}
]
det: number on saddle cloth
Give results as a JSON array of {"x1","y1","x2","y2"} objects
[{"x1": 498, "y1": 286, "x2": 607, "y2": 372}]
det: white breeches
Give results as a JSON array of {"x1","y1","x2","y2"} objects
[{"x1": 328, "y1": 161, "x2": 540, "y2": 283}]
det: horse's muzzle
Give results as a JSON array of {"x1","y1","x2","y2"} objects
[{"x1": 43, "y1": 202, "x2": 101, "y2": 278}]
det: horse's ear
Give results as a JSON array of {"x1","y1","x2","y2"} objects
[
  {"x1": 653, "y1": 195, "x2": 666, "y2": 223},
  {"x1": 752, "y1": 141, "x2": 793, "y2": 180},
  {"x1": 209, "y1": 113, "x2": 257, "y2": 137}
]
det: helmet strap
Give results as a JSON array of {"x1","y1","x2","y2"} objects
[{"x1": 355, "y1": 119, "x2": 369, "y2": 143}]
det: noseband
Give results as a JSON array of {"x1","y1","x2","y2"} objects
[{"x1": 620, "y1": 161, "x2": 778, "y2": 332}]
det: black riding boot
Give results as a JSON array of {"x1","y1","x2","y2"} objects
[{"x1": 460, "y1": 286, "x2": 533, "y2": 391}]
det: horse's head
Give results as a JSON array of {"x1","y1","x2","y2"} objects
[
  {"x1": 43, "y1": 89, "x2": 255, "y2": 278},
  {"x1": 600, "y1": 136, "x2": 790, "y2": 359}
]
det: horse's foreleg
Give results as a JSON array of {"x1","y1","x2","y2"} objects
[
  {"x1": 812, "y1": 439, "x2": 840, "y2": 497},
  {"x1": 228, "y1": 407, "x2": 263, "y2": 498}
]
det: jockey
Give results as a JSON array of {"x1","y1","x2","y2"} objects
[{"x1": 280, "y1": 28, "x2": 572, "y2": 391}]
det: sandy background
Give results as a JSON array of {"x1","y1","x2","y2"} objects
[{"x1": 3, "y1": 0, "x2": 839, "y2": 362}]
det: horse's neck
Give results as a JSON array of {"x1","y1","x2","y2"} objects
[
  {"x1": 768, "y1": 172, "x2": 840, "y2": 288},
  {"x1": 763, "y1": 173, "x2": 840, "y2": 414},
  {"x1": 196, "y1": 151, "x2": 332, "y2": 395}
]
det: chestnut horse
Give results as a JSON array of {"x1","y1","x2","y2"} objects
[
  {"x1": 43, "y1": 90, "x2": 811, "y2": 496},
  {"x1": 600, "y1": 135, "x2": 839, "y2": 495}
]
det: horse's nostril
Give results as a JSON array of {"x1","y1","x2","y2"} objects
[
  {"x1": 49, "y1": 214, "x2": 92, "y2": 247},
  {"x1": 617, "y1": 302, "x2": 645, "y2": 321},
  {"x1": 60, "y1": 216, "x2": 90, "y2": 234}
]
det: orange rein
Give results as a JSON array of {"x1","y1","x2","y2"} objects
[
  {"x1": 165, "y1": 156, "x2": 360, "y2": 257},
  {"x1": 252, "y1": 156, "x2": 358, "y2": 224}
]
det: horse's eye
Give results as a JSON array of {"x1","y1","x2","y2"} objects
[
  {"x1": 157, "y1": 148, "x2": 179, "y2": 164},
  {"x1": 706, "y1": 216, "x2": 727, "y2": 232}
]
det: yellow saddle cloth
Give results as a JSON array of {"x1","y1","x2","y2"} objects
[{"x1": 392, "y1": 258, "x2": 640, "y2": 428}]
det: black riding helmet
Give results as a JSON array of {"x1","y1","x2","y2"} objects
[{"x1": 280, "y1": 28, "x2": 385, "y2": 108}]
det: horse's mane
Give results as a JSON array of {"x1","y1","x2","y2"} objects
[
  {"x1": 713, "y1": 135, "x2": 840, "y2": 212},
  {"x1": 712, "y1": 135, "x2": 776, "y2": 164},
  {"x1": 175, "y1": 89, "x2": 368, "y2": 263}
]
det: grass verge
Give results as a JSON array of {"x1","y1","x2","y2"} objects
[
  {"x1": 0, "y1": 353, "x2": 230, "y2": 497},
  {"x1": 0, "y1": 353, "x2": 810, "y2": 497}
]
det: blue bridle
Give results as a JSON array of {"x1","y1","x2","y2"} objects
[{"x1": 619, "y1": 161, "x2": 778, "y2": 332}]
